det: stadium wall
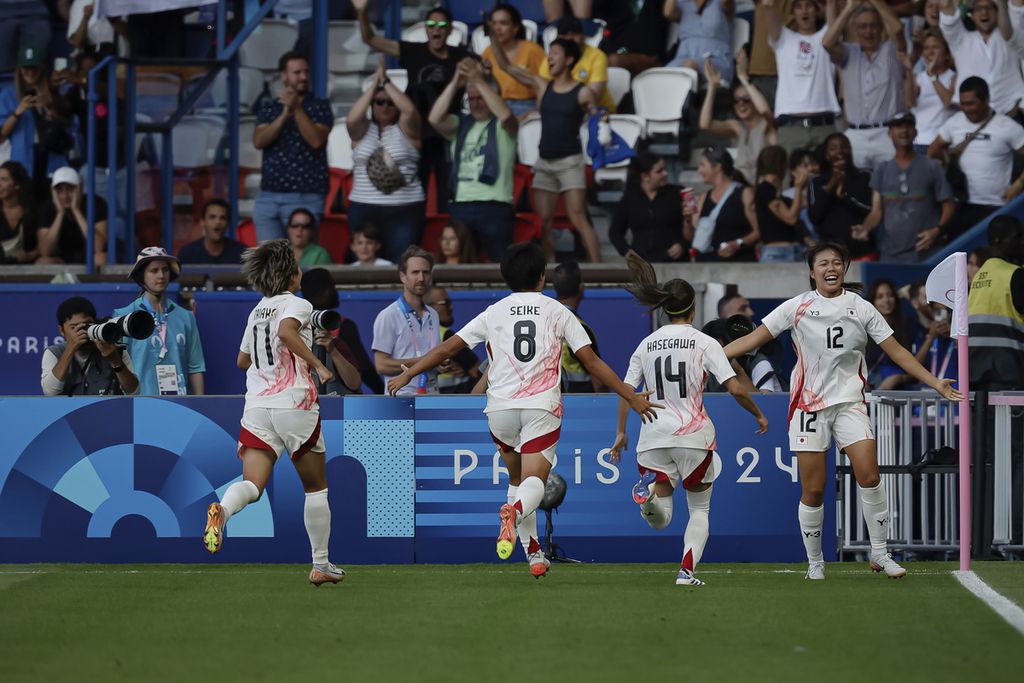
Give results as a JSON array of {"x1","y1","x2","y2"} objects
[{"x1": 0, "y1": 395, "x2": 835, "y2": 564}]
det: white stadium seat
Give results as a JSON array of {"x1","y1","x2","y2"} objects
[
  {"x1": 239, "y1": 19, "x2": 298, "y2": 72},
  {"x1": 327, "y1": 123, "x2": 354, "y2": 171},
  {"x1": 732, "y1": 17, "x2": 750, "y2": 56},
  {"x1": 605, "y1": 67, "x2": 631, "y2": 109},
  {"x1": 631, "y1": 67, "x2": 698, "y2": 137},
  {"x1": 516, "y1": 114, "x2": 542, "y2": 167},
  {"x1": 472, "y1": 19, "x2": 538, "y2": 55}
]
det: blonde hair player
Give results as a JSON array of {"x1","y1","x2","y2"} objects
[
  {"x1": 610, "y1": 253, "x2": 769, "y2": 586},
  {"x1": 203, "y1": 240, "x2": 346, "y2": 587},
  {"x1": 388, "y1": 243, "x2": 660, "y2": 578},
  {"x1": 723, "y1": 242, "x2": 963, "y2": 580}
]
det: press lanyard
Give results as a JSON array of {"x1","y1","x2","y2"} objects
[
  {"x1": 396, "y1": 296, "x2": 429, "y2": 393},
  {"x1": 141, "y1": 298, "x2": 168, "y2": 361},
  {"x1": 931, "y1": 337, "x2": 954, "y2": 379}
]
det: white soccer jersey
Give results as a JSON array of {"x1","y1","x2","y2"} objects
[
  {"x1": 762, "y1": 289, "x2": 893, "y2": 418},
  {"x1": 239, "y1": 293, "x2": 318, "y2": 411},
  {"x1": 624, "y1": 324, "x2": 736, "y2": 452},
  {"x1": 456, "y1": 291, "x2": 592, "y2": 414}
]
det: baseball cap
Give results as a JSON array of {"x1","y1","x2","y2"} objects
[
  {"x1": 129, "y1": 246, "x2": 180, "y2": 284},
  {"x1": 51, "y1": 167, "x2": 80, "y2": 188},
  {"x1": 887, "y1": 111, "x2": 916, "y2": 127},
  {"x1": 18, "y1": 45, "x2": 44, "y2": 69}
]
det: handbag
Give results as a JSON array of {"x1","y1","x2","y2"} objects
[
  {"x1": 365, "y1": 144, "x2": 408, "y2": 195},
  {"x1": 693, "y1": 182, "x2": 737, "y2": 253},
  {"x1": 946, "y1": 112, "x2": 994, "y2": 203}
]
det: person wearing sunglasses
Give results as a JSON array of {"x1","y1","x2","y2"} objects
[
  {"x1": 353, "y1": 0, "x2": 470, "y2": 213},
  {"x1": 857, "y1": 111, "x2": 954, "y2": 263},
  {"x1": 286, "y1": 208, "x2": 332, "y2": 267},
  {"x1": 699, "y1": 49, "x2": 776, "y2": 188}
]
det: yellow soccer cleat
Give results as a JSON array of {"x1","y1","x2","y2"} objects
[
  {"x1": 496, "y1": 503, "x2": 517, "y2": 560},
  {"x1": 204, "y1": 503, "x2": 226, "y2": 554}
]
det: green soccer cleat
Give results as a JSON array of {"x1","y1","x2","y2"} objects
[{"x1": 496, "y1": 503, "x2": 517, "y2": 560}]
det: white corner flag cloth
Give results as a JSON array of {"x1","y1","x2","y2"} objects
[{"x1": 925, "y1": 252, "x2": 968, "y2": 338}]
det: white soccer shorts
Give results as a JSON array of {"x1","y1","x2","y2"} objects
[
  {"x1": 788, "y1": 401, "x2": 874, "y2": 452},
  {"x1": 239, "y1": 407, "x2": 325, "y2": 460},
  {"x1": 637, "y1": 446, "x2": 719, "y2": 490},
  {"x1": 487, "y1": 408, "x2": 561, "y2": 465}
]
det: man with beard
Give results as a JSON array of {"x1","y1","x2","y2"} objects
[
  {"x1": 424, "y1": 286, "x2": 482, "y2": 393},
  {"x1": 372, "y1": 246, "x2": 445, "y2": 395},
  {"x1": 177, "y1": 199, "x2": 247, "y2": 265},
  {"x1": 252, "y1": 51, "x2": 333, "y2": 242},
  {"x1": 353, "y1": 1, "x2": 470, "y2": 211}
]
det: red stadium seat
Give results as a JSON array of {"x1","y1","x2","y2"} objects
[
  {"x1": 319, "y1": 216, "x2": 350, "y2": 263},
  {"x1": 237, "y1": 219, "x2": 257, "y2": 247},
  {"x1": 421, "y1": 214, "x2": 450, "y2": 254},
  {"x1": 325, "y1": 167, "x2": 353, "y2": 217}
]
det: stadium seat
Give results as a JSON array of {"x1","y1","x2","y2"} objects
[
  {"x1": 631, "y1": 67, "x2": 698, "y2": 138},
  {"x1": 580, "y1": 114, "x2": 645, "y2": 198},
  {"x1": 327, "y1": 123, "x2": 354, "y2": 171},
  {"x1": 328, "y1": 20, "x2": 374, "y2": 74},
  {"x1": 319, "y1": 215, "x2": 351, "y2": 263},
  {"x1": 172, "y1": 115, "x2": 227, "y2": 217},
  {"x1": 187, "y1": 67, "x2": 266, "y2": 115},
  {"x1": 605, "y1": 67, "x2": 631, "y2": 109},
  {"x1": 471, "y1": 19, "x2": 538, "y2": 54},
  {"x1": 421, "y1": 214, "x2": 450, "y2": 254},
  {"x1": 402, "y1": 20, "x2": 469, "y2": 46},
  {"x1": 732, "y1": 17, "x2": 750, "y2": 57},
  {"x1": 326, "y1": 124, "x2": 354, "y2": 215},
  {"x1": 135, "y1": 72, "x2": 183, "y2": 122},
  {"x1": 516, "y1": 115, "x2": 542, "y2": 167},
  {"x1": 541, "y1": 19, "x2": 607, "y2": 51},
  {"x1": 237, "y1": 218, "x2": 256, "y2": 247},
  {"x1": 239, "y1": 19, "x2": 299, "y2": 72}
]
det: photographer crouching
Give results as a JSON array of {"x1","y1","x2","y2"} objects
[{"x1": 41, "y1": 296, "x2": 141, "y2": 396}]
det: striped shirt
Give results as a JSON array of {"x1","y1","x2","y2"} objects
[{"x1": 349, "y1": 123, "x2": 425, "y2": 206}]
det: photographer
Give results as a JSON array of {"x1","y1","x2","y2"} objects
[
  {"x1": 299, "y1": 268, "x2": 370, "y2": 396},
  {"x1": 41, "y1": 296, "x2": 139, "y2": 396}
]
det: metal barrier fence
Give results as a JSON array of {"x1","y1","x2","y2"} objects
[{"x1": 838, "y1": 391, "x2": 1022, "y2": 559}]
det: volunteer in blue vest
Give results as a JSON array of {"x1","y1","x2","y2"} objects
[
  {"x1": 114, "y1": 247, "x2": 206, "y2": 395},
  {"x1": 428, "y1": 57, "x2": 518, "y2": 263}
]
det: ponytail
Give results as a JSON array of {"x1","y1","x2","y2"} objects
[{"x1": 625, "y1": 251, "x2": 696, "y2": 317}]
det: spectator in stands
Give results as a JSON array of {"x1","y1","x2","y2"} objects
[
  {"x1": 939, "y1": 0, "x2": 1024, "y2": 116},
  {"x1": 177, "y1": 199, "x2": 246, "y2": 265},
  {"x1": 302, "y1": 267, "x2": 384, "y2": 394},
  {"x1": 0, "y1": 45, "x2": 76, "y2": 200},
  {"x1": 865, "y1": 279, "x2": 915, "y2": 389},
  {"x1": 929, "y1": 77, "x2": 1024, "y2": 238},
  {"x1": 592, "y1": 0, "x2": 669, "y2": 75},
  {"x1": 372, "y1": 246, "x2": 442, "y2": 395},
  {"x1": 287, "y1": 208, "x2": 331, "y2": 266},
  {"x1": 489, "y1": 38, "x2": 603, "y2": 262},
  {"x1": 41, "y1": 295, "x2": 139, "y2": 396},
  {"x1": 428, "y1": 58, "x2": 517, "y2": 262},
  {"x1": 685, "y1": 148, "x2": 759, "y2": 262},
  {"x1": 765, "y1": 0, "x2": 841, "y2": 154},
  {"x1": 782, "y1": 147, "x2": 820, "y2": 239},
  {"x1": 347, "y1": 58, "x2": 424, "y2": 264},
  {"x1": 609, "y1": 149, "x2": 687, "y2": 262},
  {"x1": 539, "y1": 16, "x2": 615, "y2": 111},
  {"x1": 298, "y1": 268, "x2": 365, "y2": 396},
  {"x1": 0, "y1": 2, "x2": 50, "y2": 72},
  {"x1": 36, "y1": 166, "x2": 106, "y2": 265},
  {"x1": 748, "y1": 0, "x2": 792, "y2": 105},
  {"x1": 481, "y1": 3, "x2": 546, "y2": 118},
  {"x1": 909, "y1": 279, "x2": 958, "y2": 383},
  {"x1": 664, "y1": 0, "x2": 735, "y2": 84},
  {"x1": 424, "y1": 286, "x2": 482, "y2": 393},
  {"x1": 252, "y1": 51, "x2": 332, "y2": 243},
  {"x1": 0, "y1": 160, "x2": 38, "y2": 263},
  {"x1": 807, "y1": 133, "x2": 874, "y2": 258},
  {"x1": 554, "y1": 260, "x2": 604, "y2": 392},
  {"x1": 115, "y1": 247, "x2": 205, "y2": 396},
  {"x1": 352, "y1": 0, "x2": 470, "y2": 212},
  {"x1": 67, "y1": 0, "x2": 124, "y2": 57},
  {"x1": 718, "y1": 292, "x2": 755, "y2": 319},
  {"x1": 349, "y1": 222, "x2": 393, "y2": 267},
  {"x1": 860, "y1": 112, "x2": 954, "y2": 262},
  {"x1": 967, "y1": 245, "x2": 992, "y2": 283},
  {"x1": 754, "y1": 144, "x2": 812, "y2": 262},
  {"x1": 908, "y1": 0, "x2": 943, "y2": 71},
  {"x1": 434, "y1": 221, "x2": 479, "y2": 265},
  {"x1": 700, "y1": 50, "x2": 776, "y2": 187},
  {"x1": 904, "y1": 29, "x2": 955, "y2": 152},
  {"x1": 823, "y1": 0, "x2": 906, "y2": 169}
]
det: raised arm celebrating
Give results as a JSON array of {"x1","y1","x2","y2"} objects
[{"x1": 353, "y1": 0, "x2": 400, "y2": 57}]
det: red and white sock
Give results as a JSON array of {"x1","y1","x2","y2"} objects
[
  {"x1": 220, "y1": 480, "x2": 259, "y2": 523},
  {"x1": 304, "y1": 489, "x2": 331, "y2": 565},
  {"x1": 681, "y1": 486, "x2": 712, "y2": 572},
  {"x1": 512, "y1": 477, "x2": 545, "y2": 555}
]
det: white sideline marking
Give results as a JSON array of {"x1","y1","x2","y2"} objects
[
  {"x1": 0, "y1": 566, "x2": 955, "y2": 576},
  {"x1": 954, "y1": 570, "x2": 1024, "y2": 638}
]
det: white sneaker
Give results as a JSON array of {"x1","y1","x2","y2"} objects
[
  {"x1": 675, "y1": 568, "x2": 704, "y2": 585},
  {"x1": 528, "y1": 551, "x2": 550, "y2": 578},
  {"x1": 309, "y1": 562, "x2": 346, "y2": 586},
  {"x1": 805, "y1": 561, "x2": 825, "y2": 580},
  {"x1": 870, "y1": 552, "x2": 907, "y2": 579}
]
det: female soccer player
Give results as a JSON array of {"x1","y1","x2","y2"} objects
[
  {"x1": 203, "y1": 240, "x2": 345, "y2": 587},
  {"x1": 610, "y1": 253, "x2": 769, "y2": 586},
  {"x1": 723, "y1": 243, "x2": 963, "y2": 579},
  {"x1": 388, "y1": 243, "x2": 660, "y2": 577}
]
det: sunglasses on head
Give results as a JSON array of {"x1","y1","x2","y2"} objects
[
  {"x1": 373, "y1": 98, "x2": 395, "y2": 107},
  {"x1": 425, "y1": 20, "x2": 449, "y2": 28}
]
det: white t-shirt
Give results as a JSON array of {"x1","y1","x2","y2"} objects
[
  {"x1": 912, "y1": 68, "x2": 956, "y2": 147},
  {"x1": 456, "y1": 291, "x2": 592, "y2": 414},
  {"x1": 762, "y1": 289, "x2": 893, "y2": 416},
  {"x1": 624, "y1": 324, "x2": 736, "y2": 453},
  {"x1": 770, "y1": 26, "x2": 841, "y2": 116},
  {"x1": 936, "y1": 111, "x2": 1024, "y2": 206},
  {"x1": 239, "y1": 293, "x2": 318, "y2": 411},
  {"x1": 940, "y1": 8, "x2": 1024, "y2": 114}
]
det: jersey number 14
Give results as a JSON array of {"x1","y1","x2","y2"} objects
[{"x1": 654, "y1": 355, "x2": 687, "y2": 400}]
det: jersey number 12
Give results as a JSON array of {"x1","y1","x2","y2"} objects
[{"x1": 826, "y1": 325, "x2": 844, "y2": 349}]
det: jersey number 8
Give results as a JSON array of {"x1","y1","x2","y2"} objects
[{"x1": 513, "y1": 320, "x2": 537, "y2": 362}]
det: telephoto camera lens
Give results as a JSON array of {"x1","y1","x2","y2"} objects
[
  {"x1": 85, "y1": 311, "x2": 156, "y2": 343},
  {"x1": 310, "y1": 310, "x2": 341, "y2": 331}
]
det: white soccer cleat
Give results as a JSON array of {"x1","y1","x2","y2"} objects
[
  {"x1": 805, "y1": 561, "x2": 825, "y2": 580},
  {"x1": 528, "y1": 551, "x2": 550, "y2": 578},
  {"x1": 309, "y1": 562, "x2": 346, "y2": 587},
  {"x1": 870, "y1": 552, "x2": 907, "y2": 579},
  {"x1": 675, "y1": 568, "x2": 704, "y2": 586}
]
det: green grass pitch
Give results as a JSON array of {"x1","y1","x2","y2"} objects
[{"x1": 1, "y1": 562, "x2": 1021, "y2": 682}]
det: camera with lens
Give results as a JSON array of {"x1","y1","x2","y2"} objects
[
  {"x1": 310, "y1": 310, "x2": 341, "y2": 331},
  {"x1": 86, "y1": 311, "x2": 156, "y2": 343}
]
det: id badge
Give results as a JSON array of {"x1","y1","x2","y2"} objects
[{"x1": 156, "y1": 364, "x2": 181, "y2": 395}]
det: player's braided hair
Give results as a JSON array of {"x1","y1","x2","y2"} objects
[
  {"x1": 624, "y1": 251, "x2": 696, "y2": 318},
  {"x1": 242, "y1": 239, "x2": 298, "y2": 298}
]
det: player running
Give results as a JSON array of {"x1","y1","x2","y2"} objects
[
  {"x1": 388, "y1": 243, "x2": 660, "y2": 577},
  {"x1": 203, "y1": 240, "x2": 345, "y2": 587},
  {"x1": 723, "y1": 243, "x2": 963, "y2": 580},
  {"x1": 610, "y1": 253, "x2": 769, "y2": 586}
]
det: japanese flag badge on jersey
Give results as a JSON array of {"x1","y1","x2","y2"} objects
[
  {"x1": 847, "y1": 308, "x2": 857, "y2": 317},
  {"x1": 797, "y1": 436, "x2": 808, "y2": 445}
]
